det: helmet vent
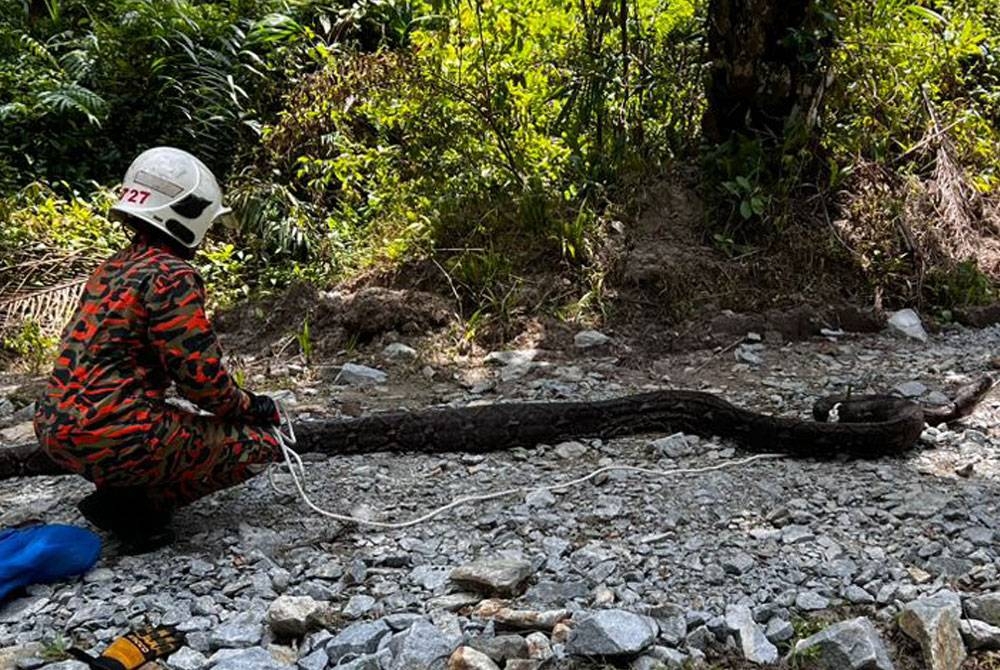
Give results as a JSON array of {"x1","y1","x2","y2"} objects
[
  {"x1": 171, "y1": 193, "x2": 212, "y2": 219},
  {"x1": 135, "y1": 170, "x2": 184, "y2": 197},
  {"x1": 166, "y1": 219, "x2": 196, "y2": 245}
]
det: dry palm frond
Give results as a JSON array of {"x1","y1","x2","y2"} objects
[{"x1": 0, "y1": 279, "x2": 88, "y2": 337}]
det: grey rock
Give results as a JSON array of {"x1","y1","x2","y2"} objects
[
  {"x1": 644, "y1": 603, "x2": 686, "y2": 646},
  {"x1": 648, "y1": 434, "x2": 697, "y2": 458},
  {"x1": 781, "y1": 525, "x2": 815, "y2": 544},
  {"x1": 470, "y1": 634, "x2": 529, "y2": 662},
  {"x1": 166, "y1": 646, "x2": 208, "y2": 670},
  {"x1": 844, "y1": 585, "x2": 875, "y2": 605},
  {"x1": 793, "y1": 617, "x2": 894, "y2": 670},
  {"x1": 335, "y1": 653, "x2": 383, "y2": 670},
  {"x1": 336, "y1": 363, "x2": 387, "y2": 386},
  {"x1": 574, "y1": 330, "x2": 610, "y2": 348},
  {"x1": 326, "y1": 621, "x2": 391, "y2": 664},
  {"x1": 209, "y1": 647, "x2": 291, "y2": 670},
  {"x1": 387, "y1": 619, "x2": 460, "y2": 670},
  {"x1": 764, "y1": 618, "x2": 794, "y2": 643},
  {"x1": 448, "y1": 646, "x2": 501, "y2": 670},
  {"x1": 898, "y1": 591, "x2": 966, "y2": 670},
  {"x1": 795, "y1": 591, "x2": 830, "y2": 611},
  {"x1": 567, "y1": 610, "x2": 657, "y2": 657},
  {"x1": 722, "y1": 551, "x2": 755, "y2": 575},
  {"x1": 526, "y1": 580, "x2": 588, "y2": 605},
  {"x1": 409, "y1": 565, "x2": 451, "y2": 591},
  {"x1": 209, "y1": 616, "x2": 263, "y2": 649},
  {"x1": 960, "y1": 619, "x2": 1000, "y2": 651},
  {"x1": 887, "y1": 308, "x2": 928, "y2": 342},
  {"x1": 965, "y1": 593, "x2": 1000, "y2": 626},
  {"x1": 450, "y1": 559, "x2": 533, "y2": 597},
  {"x1": 895, "y1": 381, "x2": 927, "y2": 398},
  {"x1": 524, "y1": 488, "x2": 556, "y2": 507},
  {"x1": 342, "y1": 595, "x2": 376, "y2": 619},
  {"x1": 383, "y1": 342, "x2": 418, "y2": 360},
  {"x1": 428, "y1": 592, "x2": 483, "y2": 611},
  {"x1": 553, "y1": 441, "x2": 588, "y2": 459},
  {"x1": 297, "y1": 647, "x2": 328, "y2": 670},
  {"x1": 484, "y1": 349, "x2": 540, "y2": 367},
  {"x1": 725, "y1": 605, "x2": 778, "y2": 665},
  {"x1": 31, "y1": 663, "x2": 87, "y2": 670},
  {"x1": 268, "y1": 595, "x2": 327, "y2": 637}
]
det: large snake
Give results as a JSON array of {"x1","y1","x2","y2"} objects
[{"x1": 1, "y1": 377, "x2": 991, "y2": 479}]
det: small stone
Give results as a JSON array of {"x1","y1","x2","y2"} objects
[
  {"x1": 553, "y1": 441, "x2": 588, "y2": 459},
  {"x1": 721, "y1": 551, "x2": 755, "y2": 575},
  {"x1": 895, "y1": 381, "x2": 928, "y2": 398},
  {"x1": 267, "y1": 595, "x2": 327, "y2": 637},
  {"x1": 428, "y1": 592, "x2": 483, "y2": 611},
  {"x1": 325, "y1": 621, "x2": 391, "y2": 663},
  {"x1": 209, "y1": 647, "x2": 290, "y2": 670},
  {"x1": 388, "y1": 619, "x2": 461, "y2": 670},
  {"x1": 574, "y1": 330, "x2": 610, "y2": 348},
  {"x1": 469, "y1": 634, "x2": 528, "y2": 663},
  {"x1": 725, "y1": 605, "x2": 778, "y2": 664},
  {"x1": 342, "y1": 595, "x2": 376, "y2": 619},
  {"x1": 450, "y1": 559, "x2": 533, "y2": 597},
  {"x1": 960, "y1": 619, "x2": 1000, "y2": 651},
  {"x1": 297, "y1": 647, "x2": 328, "y2": 670},
  {"x1": 336, "y1": 363, "x2": 387, "y2": 386},
  {"x1": 474, "y1": 600, "x2": 569, "y2": 630},
  {"x1": 899, "y1": 592, "x2": 966, "y2": 670},
  {"x1": 764, "y1": 618, "x2": 794, "y2": 643},
  {"x1": 448, "y1": 646, "x2": 501, "y2": 670},
  {"x1": 167, "y1": 647, "x2": 208, "y2": 670},
  {"x1": 566, "y1": 609, "x2": 657, "y2": 657},
  {"x1": 524, "y1": 632, "x2": 552, "y2": 660},
  {"x1": 793, "y1": 617, "x2": 894, "y2": 670},
  {"x1": 524, "y1": 489, "x2": 556, "y2": 507},
  {"x1": 795, "y1": 591, "x2": 830, "y2": 611},
  {"x1": 209, "y1": 617, "x2": 263, "y2": 649},
  {"x1": 383, "y1": 342, "x2": 418, "y2": 360},
  {"x1": 844, "y1": 585, "x2": 875, "y2": 605},
  {"x1": 965, "y1": 593, "x2": 1000, "y2": 625},
  {"x1": 484, "y1": 349, "x2": 540, "y2": 367},
  {"x1": 887, "y1": 308, "x2": 928, "y2": 342}
]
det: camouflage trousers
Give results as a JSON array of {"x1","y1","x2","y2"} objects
[{"x1": 36, "y1": 407, "x2": 280, "y2": 512}]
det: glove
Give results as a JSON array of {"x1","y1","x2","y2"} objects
[
  {"x1": 69, "y1": 626, "x2": 183, "y2": 670},
  {"x1": 246, "y1": 391, "x2": 281, "y2": 427}
]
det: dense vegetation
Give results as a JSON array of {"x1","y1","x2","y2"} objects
[{"x1": 2, "y1": 0, "x2": 999, "y2": 361}]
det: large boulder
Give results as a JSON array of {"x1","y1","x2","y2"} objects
[
  {"x1": 898, "y1": 591, "x2": 966, "y2": 670},
  {"x1": 793, "y1": 617, "x2": 894, "y2": 670}
]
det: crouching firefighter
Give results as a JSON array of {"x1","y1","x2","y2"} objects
[{"x1": 34, "y1": 147, "x2": 282, "y2": 554}]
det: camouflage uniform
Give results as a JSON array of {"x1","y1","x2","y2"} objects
[{"x1": 34, "y1": 236, "x2": 278, "y2": 512}]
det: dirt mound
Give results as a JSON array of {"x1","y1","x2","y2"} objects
[{"x1": 216, "y1": 283, "x2": 454, "y2": 356}]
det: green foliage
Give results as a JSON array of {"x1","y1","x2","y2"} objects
[
  {"x1": 826, "y1": 0, "x2": 1000, "y2": 190},
  {"x1": 927, "y1": 259, "x2": 996, "y2": 308},
  {"x1": 3, "y1": 320, "x2": 57, "y2": 374}
]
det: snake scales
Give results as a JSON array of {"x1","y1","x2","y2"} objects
[{"x1": 0, "y1": 377, "x2": 992, "y2": 479}]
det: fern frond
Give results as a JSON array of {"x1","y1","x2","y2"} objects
[{"x1": 36, "y1": 83, "x2": 108, "y2": 125}]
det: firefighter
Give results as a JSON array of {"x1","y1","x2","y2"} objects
[{"x1": 34, "y1": 147, "x2": 281, "y2": 553}]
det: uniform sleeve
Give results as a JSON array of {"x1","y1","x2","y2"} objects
[{"x1": 146, "y1": 267, "x2": 251, "y2": 418}]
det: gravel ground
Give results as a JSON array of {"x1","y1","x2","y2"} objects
[{"x1": 2, "y1": 321, "x2": 1000, "y2": 669}]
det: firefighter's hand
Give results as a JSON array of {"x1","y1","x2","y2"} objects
[
  {"x1": 69, "y1": 626, "x2": 182, "y2": 670},
  {"x1": 246, "y1": 391, "x2": 281, "y2": 427}
]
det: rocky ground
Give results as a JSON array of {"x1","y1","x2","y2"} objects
[{"x1": 3, "y1": 315, "x2": 1000, "y2": 669}]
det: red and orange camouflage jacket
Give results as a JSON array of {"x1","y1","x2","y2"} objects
[{"x1": 34, "y1": 235, "x2": 252, "y2": 452}]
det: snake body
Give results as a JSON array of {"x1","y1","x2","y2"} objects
[{"x1": 0, "y1": 377, "x2": 991, "y2": 479}]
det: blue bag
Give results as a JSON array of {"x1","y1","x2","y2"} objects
[{"x1": 0, "y1": 524, "x2": 102, "y2": 602}]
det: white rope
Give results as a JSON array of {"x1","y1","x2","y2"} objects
[{"x1": 268, "y1": 404, "x2": 786, "y2": 530}]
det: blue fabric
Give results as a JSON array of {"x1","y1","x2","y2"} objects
[{"x1": 0, "y1": 524, "x2": 102, "y2": 602}]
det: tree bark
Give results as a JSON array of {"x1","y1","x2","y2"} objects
[{"x1": 702, "y1": 0, "x2": 823, "y2": 142}]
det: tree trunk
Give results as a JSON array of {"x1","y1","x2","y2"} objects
[{"x1": 702, "y1": 0, "x2": 823, "y2": 142}]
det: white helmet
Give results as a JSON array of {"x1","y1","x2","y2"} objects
[{"x1": 110, "y1": 146, "x2": 230, "y2": 249}]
